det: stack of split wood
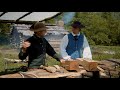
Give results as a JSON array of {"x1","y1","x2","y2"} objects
[
  {"x1": 97, "y1": 59, "x2": 120, "y2": 78},
  {"x1": 60, "y1": 58, "x2": 109, "y2": 78},
  {"x1": 39, "y1": 65, "x2": 63, "y2": 73},
  {"x1": 1, "y1": 58, "x2": 119, "y2": 78}
]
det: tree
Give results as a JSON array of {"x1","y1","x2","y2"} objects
[
  {"x1": 71, "y1": 12, "x2": 120, "y2": 46},
  {"x1": 0, "y1": 23, "x2": 11, "y2": 45},
  {"x1": 27, "y1": 12, "x2": 120, "y2": 46},
  {"x1": 0, "y1": 23, "x2": 11, "y2": 34}
]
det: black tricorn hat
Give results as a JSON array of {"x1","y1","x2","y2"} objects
[{"x1": 71, "y1": 21, "x2": 85, "y2": 28}]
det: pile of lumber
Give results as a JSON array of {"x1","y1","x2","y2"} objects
[
  {"x1": 0, "y1": 58, "x2": 119, "y2": 78},
  {"x1": 60, "y1": 58, "x2": 120, "y2": 78},
  {"x1": 60, "y1": 58, "x2": 109, "y2": 78},
  {"x1": 97, "y1": 59, "x2": 120, "y2": 78}
]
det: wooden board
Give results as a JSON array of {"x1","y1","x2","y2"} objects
[
  {"x1": 4, "y1": 58, "x2": 22, "y2": 63},
  {"x1": 60, "y1": 60, "x2": 79, "y2": 71},
  {"x1": 76, "y1": 58, "x2": 98, "y2": 71}
]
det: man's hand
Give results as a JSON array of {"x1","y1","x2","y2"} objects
[
  {"x1": 22, "y1": 41, "x2": 31, "y2": 53},
  {"x1": 22, "y1": 41, "x2": 31, "y2": 48}
]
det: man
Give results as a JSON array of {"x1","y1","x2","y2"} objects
[
  {"x1": 60, "y1": 21, "x2": 92, "y2": 60},
  {"x1": 19, "y1": 22, "x2": 61, "y2": 69}
]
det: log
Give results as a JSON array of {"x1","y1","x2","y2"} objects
[
  {"x1": 106, "y1": 59, "x2": 120, "y2": 65},
  {"x1": 76, "y1": 58, "x2": 98, "y2": 71},
  {"x1": 82, "y1": 72, "x2": 93, "y2": 77},
  {"x1": 97, "y1": 66, "x2": 105, "y2": 72},
  {"x1": 4, "y1": 58, "x2": 22, "y2": 63},
  {"x1": 60, "y1": 60, "x2": 79, "y2": 71},
  {"x1": 44, "y1": 66, "x2": 57, "y2": 73},
  {"x1": 53, "y1": 65, "x2": 61, "y2": 71},
  {"x1": 99, "y1": 71, "x2": 109, "y2": 78}
]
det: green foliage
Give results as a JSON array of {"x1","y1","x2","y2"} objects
[
  {"x1": 113, "y1": 52, "x2": 120, "y2": 59},
  {"x1": 71, "y1": 12, "x2": 120, "y2": 46},
  {"x1": 45, "y1": 18, "x2": 55, "y2": 24},
  {"x1": 92, "y1": 32, "x2": 111, "y2": 45},
  {"x1": 0, "y1": 34, "x2": 10, "y2": 45},
  {"x1": 0, "y1": 23, "x2": 11, "y2": 34},
  {"x1": 0, "y1": 23, "x2": 11, "y2": 45}
]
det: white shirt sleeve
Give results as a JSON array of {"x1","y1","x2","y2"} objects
[
  {"x1": 83, "y1": 35, "x2": 92, "y2": 60},
  {"x1": 60, "y1": 35, "x2": 71, "y2": 60}
]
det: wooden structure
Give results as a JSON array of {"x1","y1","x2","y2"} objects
[
  {"x1": 10, "y1": 24, "x2": 68, "y2": 51},
  {"x1": 0, "y1": 68, "x2": 85, "y2": 78},
  {"x1": 0, "y1": 12, "x2": 62, "y2": 24},
  {"x1": 1, "y1": 58, "x2": 120, "y2": 78}
]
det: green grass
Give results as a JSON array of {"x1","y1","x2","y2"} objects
[
  {"x1": 45, "y1": 56, "x2": 60, "y2": 66},
  {"x1": 91, "y1": 45, "x2": 120, "y2": 60},
  {"x1": 0, "y1": 45, "x2": 27, "y2": 74},
  {"x1": 93, "y1": 53, "x2": 113, "y2": 61},
  {"x1": 91, "y1": 45, "x2": 120, "y2": 51},
  {"x1": 0, "y1": 45, "x2": 14, "y2": 50}
]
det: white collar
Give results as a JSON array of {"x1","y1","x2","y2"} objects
[{"x1": 71, "y1": 32, "x2": 80, "y2": 36}]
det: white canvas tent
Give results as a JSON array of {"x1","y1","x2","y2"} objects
[{"x1": 0, "y1": 12, "x2": 62, "y2": 24}]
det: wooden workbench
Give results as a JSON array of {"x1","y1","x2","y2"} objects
[{"x1": 1, "y1": 58, "x2": 118, "y2": 78}]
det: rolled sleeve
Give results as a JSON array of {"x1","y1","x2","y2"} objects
[
  {"x1": 83, "y1": 35, "x2": 92, "y2": 60},
  {"x1": 60, "y1": 35, "x2": 71, "y2": 60}
]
